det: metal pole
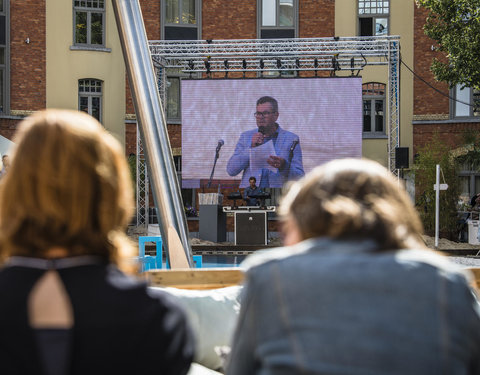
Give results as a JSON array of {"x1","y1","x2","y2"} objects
[
  {"x1": 435, "y1": 164, "x2": 440, "y2": 248},
  {"x1": 112, "y1": 0, "x2": 193, "y2": 267}
]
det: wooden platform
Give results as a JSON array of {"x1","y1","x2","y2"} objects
[{"x1": 146, "y1": 268, "x2": 244, "y2": 290}]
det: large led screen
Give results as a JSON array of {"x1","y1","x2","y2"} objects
[{"x1": 181, "y1": 77, "x2": 362, "y2": 188}]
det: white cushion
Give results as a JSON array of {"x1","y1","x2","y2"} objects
[{"x1": 150, "y1": 285, "x2": 242, "y2": 371}]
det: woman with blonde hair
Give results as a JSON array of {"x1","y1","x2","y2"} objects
[
  {"x1": 227, "y1": 158, "x2": 480, "y2": 375},
  {"x1": 0, "y1": 109, "x2": 193, "y2": 375}
]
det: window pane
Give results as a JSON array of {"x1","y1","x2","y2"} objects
[
  {"x1": 363, "y1": 100, "x2": 372, "y2": 132},
  {"x1": 375, "y1": 18, "x2": 388, "y2": 35},
  {"x1": 279, "y1": 0, "x2": 294, "y2": 27},
  {"x1": 262, "y1": 0, "x2": 276, "y2": 26},
  {"x1": 375, "y1": 99, "x2": 384, "y2": 132},
  {"x1": 75, "y1": 11, "x2": 87, "y2": 44},
  {"x1": 359, "y1": 17, "x2": 373, "y2": 36},
  {"x1": 0, "y1": 47, "x2": 4, "y2": 65},
  {"x1": 473, "y1": 89, "x2": 480, "y2": 116},
  {"x1": 0, "y1": 1, "x2": 3, "y2": 13},
  {"x1": 476, "y1": 176, "x2": 480, "y2": 195},
  {"x1": 0, "y1": 70, "x2": 3, "y2": 113},
  {"x1": 456, "y1": 85, "x2": 471, "y2": 117},
  {"x1": 182, "y1": 0, "x2": 196, "y2": 24},
  {"x1": 166, "y1": 0, "x2": 179, "y2": 23},
  {"x1": 79, "y1": 96, "x2": 89, "y2": 113},
  {"x1": 91, "y1": 13, "x2": 103, "y2": 45},
  {"x1": 91, "y1": 97, "x2": 101, "y2": 121},
  {"x1": 167, "y1": 77, "x2": 180, "y2": 119}
]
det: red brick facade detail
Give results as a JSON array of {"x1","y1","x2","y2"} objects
[
  {"x1": 10, "y1": 0, "x2": 46, "y2": 111},
  {"x1": 413, "y1": 122, "x2": 480, "y2": 155},
  {"x1": 299, "y1": 0, "x2": 334, "y2": 38},
  {"x1": 202, "y1": 0, "x2": 257, "y2": 40},
  {"x1": 413, "y1": 5, "x2": 448, "y2": 116}
]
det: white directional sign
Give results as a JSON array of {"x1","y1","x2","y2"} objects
[{"x1": 433, "y1": 183, "x2": 448, "y2": 190}]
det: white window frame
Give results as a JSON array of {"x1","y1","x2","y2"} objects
[
  {"x1": 362, "y1": 82, "x2": 386, "y2": 138},
  {"x1": 451, "y1": 84, "x2": 480, "y2": 119},
  {"x1": 78, "y1": 78, "x2": 103, "y2": 123},
  {"x1": 358, "y1": 0, "x2": 389, "y2": 36},
  {"x1": 73, "y1": 0, "x2": 105, "y2": 47},
  {"x1": 258, "y1": 0, "x2": 298, "y2": 38},
  {"x1": 162, "y1": 0, "x2": 201, "y2": 40}
]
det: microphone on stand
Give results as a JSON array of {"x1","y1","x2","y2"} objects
[
  {"x1": 216, "y1": 139, "x2": 224, "y2": 154},
  {"x1": 208, "y1": 139, "x2": 224, "y2": 188}
]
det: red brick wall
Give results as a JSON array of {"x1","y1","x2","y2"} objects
[
  {"x1": 125, "y1": 123, "x2": 136, "y2": 156},
  {"x1": 0, "y1": 118, "x2": 19, "y2": 141},
  {"x1": 299, "y1": 0, "x2": 334, "y2": 38},
  {"x1": 202, "y1": 0, "x2": 256, "y2": 40},
  {"x1": 10, "y1": 0, "x2": 46, "y2": 111},
  {"x1": 414, "y1": 5, "x2": 448, "y2": 116},
  {"x1": 413, "y1": 122, "x2": 480, "y2": 154}
]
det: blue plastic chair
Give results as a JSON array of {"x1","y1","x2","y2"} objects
[{"x1": 138, "y1": 236, "x2": 163, "y2": 272}]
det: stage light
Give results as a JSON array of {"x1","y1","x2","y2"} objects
[
  {"x1": 314, "y1": 58, "x2": 318, "y2": 77},
  {"x1": 350, "y1": 57, "x2": 355, "y2": 76},
  {"x1": 330, "y1": 54, "x2": 340, "y2": 77},
  {"x1": 224, "y1": 59, "x2": 229, "y2": 78},
  {"x1": 296, "y1": 58, "x2": 300, "y2": 70},
  {"x1": 276, "y1": 58, "x2": 282, "y2": 69},
  {"x1": 205, "y1": 59, "x2": 211, "y2": 76},
  {"x1": 259, "y1": 59, "x2": 264, "y2": 77},
  {"x1": 188, "y1": 59, "x2": 194, "y2": 78},
  {"x1": 242, "y1": 59, "x2": 247, "y2": 78}
]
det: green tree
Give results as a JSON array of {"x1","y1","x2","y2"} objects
[
  {"x1": 416, "y1": 0, "x2": 480, "y2": 89},
  {"x1": 414, "y1": 134, "x2": 460, "y2": 239}
]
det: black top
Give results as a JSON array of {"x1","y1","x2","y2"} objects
[{"x1": 0, "y1": 257, "x2": 194, "y2": 375}]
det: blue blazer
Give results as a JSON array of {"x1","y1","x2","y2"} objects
[{"x1": 226, "y1": 125, "x2": 304, "y2": 188}]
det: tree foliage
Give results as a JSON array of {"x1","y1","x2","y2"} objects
[
  {"x1": 414, "y1": 134, "x2": 460, "y2": 238},
  {"x1": 416, "y1": 0, "x2": 480, "y2": 89}
]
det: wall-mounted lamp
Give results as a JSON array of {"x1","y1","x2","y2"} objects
[{"x1": 25, "y1": 37, "x2": 30, "y2": 44}]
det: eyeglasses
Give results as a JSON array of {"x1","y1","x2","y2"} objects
[{"x1": 254, "y1": 111, "x2": 276, "y2": 118}]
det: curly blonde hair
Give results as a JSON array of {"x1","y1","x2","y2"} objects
[
  {"x1": 0, "y1": 109, "x2": 134, "y2": 266},
  {"x1": 279, "y1": 158, "x2": 425, "y2": 251}
]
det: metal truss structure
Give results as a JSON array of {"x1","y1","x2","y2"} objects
[{"x1": 135, "y1": 36, "x2": 401, "y2": 226}]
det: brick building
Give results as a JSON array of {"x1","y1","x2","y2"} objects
[{"x1": 1, "y1": 1, "x2": 478, "y2": 217}]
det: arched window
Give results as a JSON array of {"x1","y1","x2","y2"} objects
[
  {"x1": 362, "y1": 82, "x2": 385, "y2": 136},
  {"x1": 78, "y1": 79, "x2": 103, "y2": 122}
]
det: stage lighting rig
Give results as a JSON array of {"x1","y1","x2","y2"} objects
[
  {"x1": 242, "y1": 59, "x2": 247, "y2": 78},
  {"x1": 259, "y1": 58, "x2": 264, "y2": 77},
  {"x1": 276, "y1": 58, "x2": 282, "y2": 70},
  {"x1": 314, "y1": 58, "x2": 319, "y2": 77}
]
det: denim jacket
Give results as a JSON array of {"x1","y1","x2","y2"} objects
[{"x1": 226, "y1": 238, "x2": 480, "y2": 375}]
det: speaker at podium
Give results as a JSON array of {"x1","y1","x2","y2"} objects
[{"x1": 235, "y1": 212, "x2": 267, "y2": 245}]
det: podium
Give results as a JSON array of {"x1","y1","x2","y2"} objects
[
  {"x1": 200, "y1": 205, "x2": 226, "y2": 242},
  {"x1": 199, "y1": 193, "x2": 226, "y2": 243}
]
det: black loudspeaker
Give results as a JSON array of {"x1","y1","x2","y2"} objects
[
  {"x1": 235, "y1": 212, "x2": 267, "y2": 245},
  {"x1": 395, "y1": 147, "x2": 409, "y2": 169}
]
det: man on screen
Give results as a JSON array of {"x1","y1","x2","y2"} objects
[{"x1": 227, "y1": 96, "x2": 304, "y2": 188}]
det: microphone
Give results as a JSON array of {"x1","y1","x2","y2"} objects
[
  {"x1": 258, "y1": 127, "x2": 266, "y2": 135},
  {"x1": 290, "y1": 139, "x2": 299, "y2": 152},
  {"x1": 216, "y1": 139, "x2": 224, "y2": 153}
]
